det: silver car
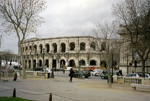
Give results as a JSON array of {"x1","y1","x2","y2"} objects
[
  {"x1": 125, "y1": 73, "x2": 150, "y2": 78},
  {"x1": 91, "y1": 69, "x2": 103, "y2": 76}
]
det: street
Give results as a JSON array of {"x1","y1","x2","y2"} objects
[{"x1": 0, "y1": 72, "x2": 150, "y2": 101}]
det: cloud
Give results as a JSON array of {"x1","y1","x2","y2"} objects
[{"x1": 1, "y1": 0, "x2": 121, "y2": 54}]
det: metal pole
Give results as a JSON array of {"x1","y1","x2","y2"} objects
[
  {"x1": 78, "y1": 37, "x2": 81, "y2": 78},
  {"x1": 43, "y1": 48, "x2": 46, "y2": 78},
  {"x1": 127, "y1": 54, "x2": 128, "y2": 74},
  {"x1": 111, "y1": 53, "x2": 113, "y2": 83},
  {"x1": 49, "y1": 93, "x2": 52, "y2": 101},
  {"x1": 13, "y1": 88, "x2": 16, "y2": 97}
]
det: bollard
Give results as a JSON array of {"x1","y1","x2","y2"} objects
[
  {"x1": 13, "y1": 88, "x2": 16, "y2": 97},
  {"x1": 49, "y1": 93, "x2": 52, "y2": 101}
]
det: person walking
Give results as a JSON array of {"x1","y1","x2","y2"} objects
[
  {"x1": 13, "y1": 72, "x2": 17, "y2": 81},
  {"x1": 69, "y1": 68, "x2": 74, "y2": 82},
  {"x1": 17, "y1": 71, "x2": 20, "y2": 81}
]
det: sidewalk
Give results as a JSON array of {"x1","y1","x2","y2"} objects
[{"x1": 0, "y1": 76, "x2": 150, "y2": 101}]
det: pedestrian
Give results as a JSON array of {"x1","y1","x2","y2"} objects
[
  {"x1": 17, "y1": 71, "x2": 20, "y2": 81},
  {"x1": 132, "y1": 70, "x2": 134, "y2": 73},
  {"x1": 69, "y1": 68, "x2": 74, "y2": 82},
  {"x1": 13, "y1": 72, "x2": 17, "y2": 81}
]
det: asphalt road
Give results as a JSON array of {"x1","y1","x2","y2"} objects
[{"x1": 0, "y1": 72, "x2": 150, "y2": 101}]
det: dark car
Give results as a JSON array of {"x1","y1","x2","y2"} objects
[
  {"x1": 73, "y1": 70, "x2": 91, "y2": 78},
  {"x1": 101, "y1": 71, "x2": 119, "y2": 79},
  {"x1": 33, "y1": 67, "x2": 43, "y2": 71},
  {"x1": 51, "y1": 68, "x2": 65, "y2": 71}
]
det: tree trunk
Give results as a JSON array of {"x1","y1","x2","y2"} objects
[
  {"x1": 141, "y1": 59, "x2": 145, "y2": 78},
  {"x1": 18, "y1": 42, "x2": 26, "y2": 79},
  {"x1": 107, "y1": 65, "x2": 112, "y2": 88}
]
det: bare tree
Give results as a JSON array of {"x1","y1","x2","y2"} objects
[
  {"x1": 93, "y1": 21, "x2": 120, "y2": 88},
  {"x1": 2, "y1": 50, "x2": 13, "y2": 66},
  {"x1": 0, "y1": 0, "x2": 46, "y2": 78},
  {"x1": 113, "y1": 0, "x2": 150, "y2": 77}
]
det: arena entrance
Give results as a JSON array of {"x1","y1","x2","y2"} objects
[{"x1": 52, "y1": 60, "x2": 57, "y2": 69}]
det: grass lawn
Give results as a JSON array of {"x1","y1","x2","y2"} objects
[{"x1": 0, "y1": 97, "x2": 33, "y2": 101}]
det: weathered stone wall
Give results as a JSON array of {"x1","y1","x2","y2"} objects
[{"x1": 19, "y1": 36, "x2": 119, "y2": 69}]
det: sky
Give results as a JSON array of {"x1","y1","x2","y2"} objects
[{"x1": 0, "y1": 0, "x2": 121, "y2": 54}]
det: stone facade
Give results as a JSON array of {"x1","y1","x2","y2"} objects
[
  {"x1": 118, "y1": 25, "x2": 150, "y2": 74},
  {"x1": 20, "y1": 36, "x2": 119, "y2": 69}
]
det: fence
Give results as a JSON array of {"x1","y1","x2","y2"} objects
[
  {"x1": 113, "y1": 75, "x2": 150, "y2": 85},
  {"x1": 124, "y1": 77, "x2": 142, "y2": 84},
  {"x1": 26, "y1": 71, "x2": 47, "y2": 78}
]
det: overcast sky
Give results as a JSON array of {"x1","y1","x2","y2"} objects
[{"x1": 0, "y1": 0, "x2": 121, "y2": 54}]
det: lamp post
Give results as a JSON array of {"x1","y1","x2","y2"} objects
[
  {"x1": 134, "y1": 52, "x2": 138, "y2": 73},
  {"x1": 51, "y1": 54, "x2": 54, "y2": 78},
  {"x1": 111, "y1": 53, "x2": 113, "y2": 83},
  {"x1": 42, "y1": 48, "x2": 46, "y2": 78}
]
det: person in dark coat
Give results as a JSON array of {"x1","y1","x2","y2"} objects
[
  {"x1": 13, "y1": 72, "x2": 17, "y2": 81},
  {"x1": 69, "y1": 68, "x2": 75, "y2": 82}
]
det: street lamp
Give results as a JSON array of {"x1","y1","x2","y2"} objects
[
  {"x1": 51, "y1": 54, "x2": 54, "y2": 78},
  {"x1": 111, "y1": 53, "x2": 113, "y2": 83},
  {"x1": 134, "y1": 52, "x2": 138, "y2": 73},
  {"x1": 42, "y1": 48, "x2": 46, "y2": 78}
]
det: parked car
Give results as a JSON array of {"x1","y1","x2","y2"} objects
[
  {"x1": 51, "y1": 68, "x2": 65, "y2": 71},
  {"x1": 125, "y1": 73, "x2": 150, "y2": 78},
  {"x1": 33, "y1": 67, "x2": 43, "y2": 71},
  {"x1": 73, "y1": 70, "x2": 91, "y2": 78},
  {"x1": 91, "y1": 69, "x2": 103, "y2": 76},
  {"x1": 100, "y1": 71, "x2": 119, "y2": 79},
  {"x1": 41, "y1": 68, "x2": 52, "y2": 73},
  {"x1": 65, "y1": 67, "x2": 72, "y2": 71}
]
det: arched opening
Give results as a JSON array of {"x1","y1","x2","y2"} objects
[
  {"x1": 39, "y1": 60, "x2": 42, "y2": 67},
  {"x1": 61, "y1": 43, "x2": 66, "y2": 52},
  {"x1": 33, "y1": 60, "x2": 36, "y2": 68},
  {"x1": 45, "y1": 59, "x2": 49, "y2": 67},
  {"x1": 28, "y1": 60, "x2": 31, "y2": 68},
  {"x1": 39, "y1": 44, "x2": 43, "y2": 53},
  {"x1": 52, "y1": 43, "x2": 57, "y2": 53},
  {"x1": 25, "y1": 46, "x2": 28, "y2": 52},
  {"x1": 34, "y1": 45, "x2": 37, "y2": 53},
  {"x1": 101, "y1": 42, "x2": 106, "y2": 51},
  {"x1": 69, "y1": 60, "x2": 75, "y2": 67},
  {"x1": 60, "y1": 59, "x2": 66, "y2": 68},
  {"x1": 79, "y1": 60, "x2": 85, "y2": 66},
  {"x1": 100, "y1": 61, "x2": 107, "y2": 67},
  {"x1": 52, "y1": 59, "x2": 57, "y2": 69},
  {"x1": 80, "y1": 42, "x2": 86, "y2": 51},
  {"x1": 90, "y1": 42, "x2": 96, "y2": 51},
  {"x1": 70, "y1": 42, "x2": 75, "y2": 51},
  {"x1": 25, "y1": 60, "x2": 27, "y2": 69},
  {"x1": 22, "y1": 47, "x2": 24, "y2": 54},
  {"x1": 90, "y1": 60, "x2": 96, "y2": 66},
  {"x1": 29, "y1": 46, "x2": 32, "y2": 53},
  {"x1": 45, "y1": 44, "x2": 50, "y2": 53}
]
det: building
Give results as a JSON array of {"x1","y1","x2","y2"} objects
[
  {"x1": 0, "y1": 51, "x2": 18, "y2": 66},
  {"x1": 118, "y1": 25, "x2": 150, "y2": 74},
  {"x1": 20, "y1": 36, "x2": 119, "y2": 69}
]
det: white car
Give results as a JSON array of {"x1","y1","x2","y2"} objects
[
  {"x1": 65, "y1": 67, "x2": 72, "y2": 71},
  {"x1": 91, "y1": 69, "x2": 103, "y2": 76},
  {"x1": 41, "y1": 68, "x2": 52, "y2": 73},
  {"x1": 125, "y1": 73, "x2": 150, "y2": 78}
]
